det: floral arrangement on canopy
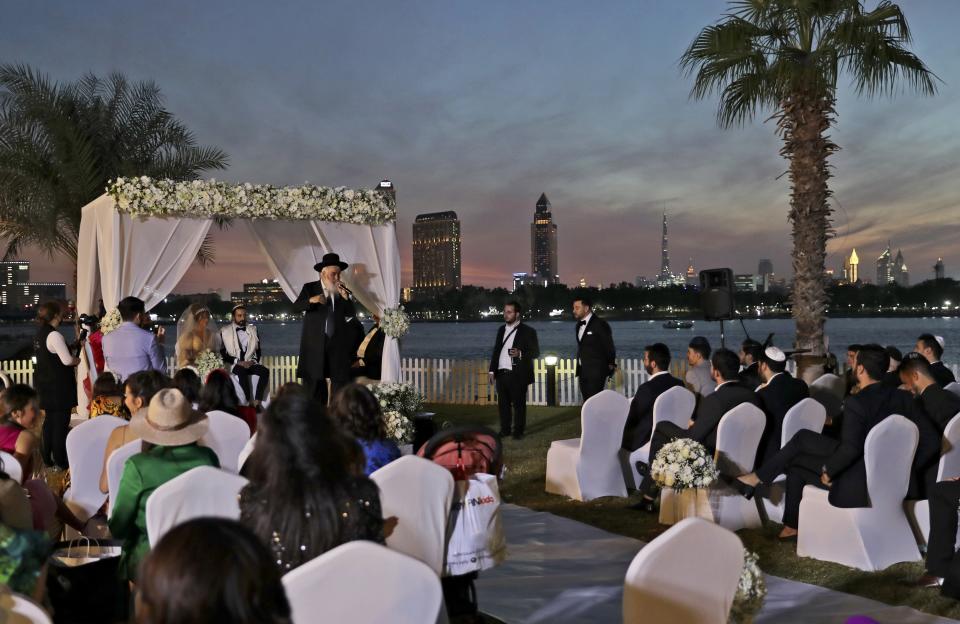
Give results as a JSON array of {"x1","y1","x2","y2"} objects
[
  {"x1": 367, "y1": 382, "x2": 422, "y2": 443},
  {"x1": 650, "y1": 439, "x2": 719, "y2": 490},
  {"x1": 379, "y1": 306, "x2": 410, "y2": 338},
  {"x1": 107, "y1": 176, "x2": 396, "y2": 224},
  {"x1": 99, "y1": 308, "x2": 123, "y2": 335},
  {"x1": 730, "y1": 549, "x2": 767, "y2": 623}
]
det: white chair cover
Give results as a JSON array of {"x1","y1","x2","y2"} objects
[
  {"x1": 906, "y1": 411, "x2": 960, "y2": 547},
  {"x1": 201, "y1": 410, "x2": 252, "y2": 473},
  {"x1": 946, "y1": 382, "x2": 960, "y2": 398},
  {"x1": 622, "y1": 517, "x2": 743, "y2": 624},
  {"x1": 545, "y1": 390, "x2": 630, "y2": 501},
  {"x1": 762, "y1": 398, "x2": 827, "y2": 523},
  {"x1": 0, "y1": 371, "x2": 12, "y2": 390},
  {"x1": 63, "y1": 415, "x2": 127, "y2": 520},
  {"x1": 798, "y1": 414, "x2": 921, "y2": 571},
  {"x1": 237, "y1": 432, "x2": 257, "y2": 473},
  {"x1": 622, "y1": 386, "x2": 696, "y2": 490},
  {"x1": 283, "y1": 541, "x2": 442, "y2": 624},
  {"x1": 0, "y1": 592, "x2": 52, "y2": 624},
  {"x1": 106, "y1": 438, "x2": 142, "y2": 517},
  {"x1": 809, "y1": 373, "x2": 845, "y2": 420},
  {"x1": 0, "y1": 450, "x2": 22, "y2": 484},
  {"x1": 145, "y1": 466, "x2": 248, "y2": 546},
  {"x1": 707, "y1": 403, "x2": 766, "y2": 531},
  {"x1": 371, "y1": 456, "x2": 454, "y2": 575}
]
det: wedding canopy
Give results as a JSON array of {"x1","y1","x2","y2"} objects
[{"x1": 76, "y1": 177, "x2": 403, "y2": 396}]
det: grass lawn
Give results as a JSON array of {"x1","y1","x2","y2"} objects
[{"x1": 427, "y1": 402, "x2": 960, "y2": 620}]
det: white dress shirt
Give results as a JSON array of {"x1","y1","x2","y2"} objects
[
  {"x1": 236, "y1": 325, "x2": 250, "y2": 354},
  {"x1": 498, "y1": 322, "x2": 520, "y2": 370},
  {"x1": 577, "y1": 313, "x2": 593, "y2": 341}
]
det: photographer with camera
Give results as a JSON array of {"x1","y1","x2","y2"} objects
[
  {"x1": 32, "y1": 301, "x2": 81, "y2": 470},
  {"x1": 102, "y1": 296, "x2": 167, "y2": 382}
]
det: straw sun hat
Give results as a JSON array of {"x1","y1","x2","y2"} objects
[{"x1": 130, "y1": 388, "x2": 208, "y2": 446}]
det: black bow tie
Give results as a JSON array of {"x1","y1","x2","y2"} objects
[{"x1": 577, "y1": 320, "x2": 586, "y2": 327}]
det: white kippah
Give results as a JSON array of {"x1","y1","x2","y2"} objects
[
  {"x1": 935, "y1": 335, "x2": 946, "y2": 348},
  {"x1": 764, "y1": 346, "x2": 786, "y2": 362}
]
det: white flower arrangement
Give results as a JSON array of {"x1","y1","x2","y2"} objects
[
  {"x1": 99, "y1": 308, "x2": 123, "y2": 335},
  {"x1": 382, "y1": 409, "x2": 415, "y2": 444},
  {"x1": 368, "y1": 382, "x2": 423, "y2": 418},
  {"x1": 107, "y1": 176, "x2": 396, "y2": 224},
  {"x1": 194, "y1": 349, "x2": 226, "y2": 381},
  {"x1": 730, "y1": 550, "x2": 766, "y2": 623},
  {"x1": 379, "y1": 306, "x2": 410, "y2": 338},
  {"x1": 650, "y1": 438, "x2": 718, "y2": 491}
]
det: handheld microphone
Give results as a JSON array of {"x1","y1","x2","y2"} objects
[{"x1": 336, "y1": 281, "x2": 354, "y2": 297}]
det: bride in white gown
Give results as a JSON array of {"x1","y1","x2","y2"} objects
[{"x1": 175, "y1": 303, "x2": 221, "y2": 369}]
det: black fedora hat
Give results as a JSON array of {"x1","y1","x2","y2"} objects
[{"x1": 314, "y1": 253, "x2": 349, "y2": 272}]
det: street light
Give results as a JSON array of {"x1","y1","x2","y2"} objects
[{"x1": 544, "y1": 355, "x2": 559, "y2": 407}]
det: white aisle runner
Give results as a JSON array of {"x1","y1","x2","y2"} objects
[{"x1": 476, "y1": 505, "x2": 959, "y2": 624}]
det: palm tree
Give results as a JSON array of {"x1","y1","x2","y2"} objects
[
  {"x1": 0, "y1": 64, "x2": 227, "y2": 266},
  {"x1": 680, "y1": 0, "x2": 936, "y2": 356}
]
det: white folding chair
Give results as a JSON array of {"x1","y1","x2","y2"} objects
[
  {"x1": 798, "y1": 414, "x2": 921, "y2": 571},
  {"x1": 0, "y1": 591, "x2": 52, "y2": 624},
  {"x1": 762, "y1": 398, "x2": 827, "y2": 523},
  {"x1": 371, "y1": 455, "x2": 455, "y2": 575},
  {"x1": 905, "y1": 411, "x2": 960, "y2": 547},
  {"x1": 63, "y1": 415, "x2": 127, "y2": 520},
  {"x1": 622, "y1": 386, "x2": 696, "y2": 490},
  {"x1": 623, "y1": 517, "x2": 743, "y2": 624},
  {"x1": 283, "y1": 541, "x2": 442, "y2": 624},
  {"x1": 809, "y1": 373, "x2": 845, "y2": 421},
  {"x1": 545, "y1": 390, "x2": 630, "y2": 501},
  {"x1": 106, "y1": 438, "x2": 142, "y2": 517},
  {"x1": 0, "y1": 450, "x2": 22, "y2": 484},
  {"x1": 946, "y1": 382, "x2": 960, "y2": 398},
  {"x1": 704, "y1": 403, "x2": 766, "y2": 531},
  {"x1": 237, "y1": 431, "x2": 257, "y2": 473},
  {"x1": 0, "y1": 371, "x2": 12, "y2": 390},
  {"x1": 201, "y1": 410, "x2": 252, "y2": 473},
  {"x1": 146, "y1": 465, "x2": 248, "y2": 546}
]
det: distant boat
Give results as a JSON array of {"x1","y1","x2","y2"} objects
[{"x1": 663, "y1": 320, "x2": 694, "y2": 329}]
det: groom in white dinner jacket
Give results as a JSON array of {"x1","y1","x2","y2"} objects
[{"x1": 220, "y1": 304, "x2": 270, "y2": 405}]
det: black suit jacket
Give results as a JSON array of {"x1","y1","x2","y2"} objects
[
  {"x1": 622, "y1": 373, "x2": 684, "y2": 451},
  {"x1": 920, "y1": 384, "x2": 960, "y2": 430},
  {"x1": 931, "y1": 361, "x2": 957, "y2": 388},
  {"x1": 488, "y1": 323, "x2": 540, "y2": 385},
  {"x1": 738, "y1": 363, "x2": 762, "y2": 392},
  {"x1": 293, "y1": 281, "x2": 357, "y2": 381},
  {"x1": 756, "y1": 373, "x2": 809, "y2": 464},
  {"x1": 575, "y1": 315, "x2": 616, "y2": 379},
  {"x1": 909, "y1": 384, "x2": 960, "y2": 498},
  {"x1": 658, "y1": 381, "x2": 759, "y2": 455},
  {"x1": 824, "y1": 383, "x2": 915, "y2": 508}
]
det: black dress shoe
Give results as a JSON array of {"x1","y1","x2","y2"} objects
[
  {"x1": 628, "y1": 498, "x2": 657, "y2": 513},
  {"x1": 722, "y1": 474, "x2": 756, "y2": 500}
]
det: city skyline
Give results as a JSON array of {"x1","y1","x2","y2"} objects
[{"x1": 2, "y1": 1, "x2": 959, "y2": 294}]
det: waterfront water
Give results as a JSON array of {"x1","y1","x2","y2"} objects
[{"x1": 6, "y1": 317, "x2": 954, "y2": 365}]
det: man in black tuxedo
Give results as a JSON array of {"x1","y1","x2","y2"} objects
[
  {"x1": 738, "y1": 339, "x2": 763, "y2": 391},
  {"x1": 621, "y1": 343, "x2": 684, "y2": 452},
  {"x1": 635, "y1": 349, "x2": 759, "y2": 508},
  {"x1": 488, "y1": 301, "x2": 540, "y2": 439},
  {"x1": 917, "y1": 333, "x2": 956, "y2": 387},
  {"x1": 572, "y1": 296, "x2": 616, "y2": 401},
  {"x1": 294, "y1": 252, "x2": 357, "y2": 405},
  {"x1": 755, "y1": 346, "x2": 809, "y2": 465},
  {"x1": 900, "y1": 352, "x2": 960, "y2": 499},
  {"x1": 735, "y1": 344, "x2": 915, "y2": 539}
]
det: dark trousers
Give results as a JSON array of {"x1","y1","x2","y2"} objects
[
  {"x1": 303, "y1": 374, "x2": 328, "y2": 406},
  {"x1": 927, "y1": 480, "x2": 960, "y2": 578},
  {"x1": 756, "y1": 429, "x2": 838, "y2": 529},
  {"x1": 495, "y1": 370, "x2": 528, "y2": 436},
  {"x1": 41, "y1": 407, "x2": 71, "y2": 470},
  {"x1": 232, "y1": 363, "x2": 270, "y2": 402},
  {"x1": 579, "y1": 372, "x2": 607, "y2": 402}
]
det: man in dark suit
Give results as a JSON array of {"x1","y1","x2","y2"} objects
[
  {"x1": 635, "y1": 349, "x2": 759, "y2": 508},
  {"x1": 735, "y1": 344, "x2": 914, "y2": 539},
  {"x1": 755, "y1": 346, "x2": 809, "y2": 465},
  {"x1": 572, "y1": 296, "x2": 616, "y2": 401},
  {"x1": 900, "y1": 352, "x2": 960, "y2": 499},
  {"x1": 294, "y1": 252, "x2": 357, "y2": 405},
  {"x1": 488, "y1": 301, "x2": 540, "y2": 439},
  {"x1": 844, "y1": 344, "x2": 862, "y2": 396},
  {"x1": 738, "y1": 339, "x2": 763, "y2": 391},
  {"x1": 918, "y1": 479, "x2": 960, "y2": 594},
  {"x1": 621, "y1": 343, "x2": 684, "y2": 452},
  {"x1": 917, "y1": 333, "x2": 957, "y2": 387}
]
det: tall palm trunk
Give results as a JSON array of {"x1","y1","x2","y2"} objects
[{"x1": 778, "y1": 91, "x2": 837, "y2": 355}]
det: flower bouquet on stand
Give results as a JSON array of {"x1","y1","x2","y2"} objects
[
  {"x1": 730, "y1": 550, "x2": 766, "y2": 623},
  {"x1": 367, "y1": 382, "x2": 423, "y2": 451},
  {"x1": 650, "y1": 438, "x2": 719, "y2": 525}
]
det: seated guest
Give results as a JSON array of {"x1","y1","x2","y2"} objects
[
  {"x1": 109, "y1": 388, "x2": 218, "y2": 583},
  {"x1": 220, "y1": 304, "x2": 270, "y2": 406},
  {"x1": 173, "y1": 368, "x2": 201, "y2": 408},
  {"x1": 0, "y1": 453, "x2": 31, "y2": 531},
  {"x1": 621, "y1": 343, "x2": 684, "y2": 452},
  {"x1": 102, "y1": 296, "x2": 167, "y2": 381},
  {"x1": 882, "y1": 346, "x2": 904, "y2": 388},
  {"x1": 738, "y1": 339, "x2": 763, "y2": 391},
  {"x1": 240, "y1": 384, "x2": 388, "y2": 572},
  {"x1": 352, "y1": 315, "x2": 385, "y2": 382},
  {"x1": 136, "y1": 518, "x2": 292, "y2": 624},
  {"x1": 917, "y1": 333, "x2": 956, "y2": 387},
  {"x1": 201, "y1": 369, "x2": 256, "y2": 434},
  {"x1": 330, "y1": 383, "x2": 401, "y2": 475},
  {"x1": 635, "y1": 349, "x2": 759, "y2": 509},
  {"x1": 734, "y1": 345, "x2": 914, "y2": 540},
  {"x1": 684, "y1": 336, "x2": 715, "y2": 399},
  {"x1": 917, "y1": 479, "x2": 960, "y2": 594},
  {"x1": 900, "y1": 352, "x2": 960, "y2": 499},
  {"x1": 89, "y1": 373, "x2": 126, "y2": 419},
  {"x1": 99, "y1": 370, "x2": 170, "y2": 494},
  {"x1": 845, "y1": 344, "x2": 862, "y2": 396},
  {"x1": 755, "y1": 347, "x2": 809, "y2": 465}
]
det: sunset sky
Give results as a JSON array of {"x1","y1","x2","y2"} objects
[{"x1": 3, "y1": 1, "x2": 958, "y2": 295}]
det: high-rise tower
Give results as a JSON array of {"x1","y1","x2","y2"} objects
[
  {"x1": 935, "y1": 257, "x2": 945, "y2": 280},
  {"x1": 530, "y1": 193, "x2": 559, "y2": 284},
  {"x1": 412, "y1": 211, "x2": 461, "y2": 298},
  {"x1": 659, "y1": 212, "x2": 671, "y2": 281}
]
